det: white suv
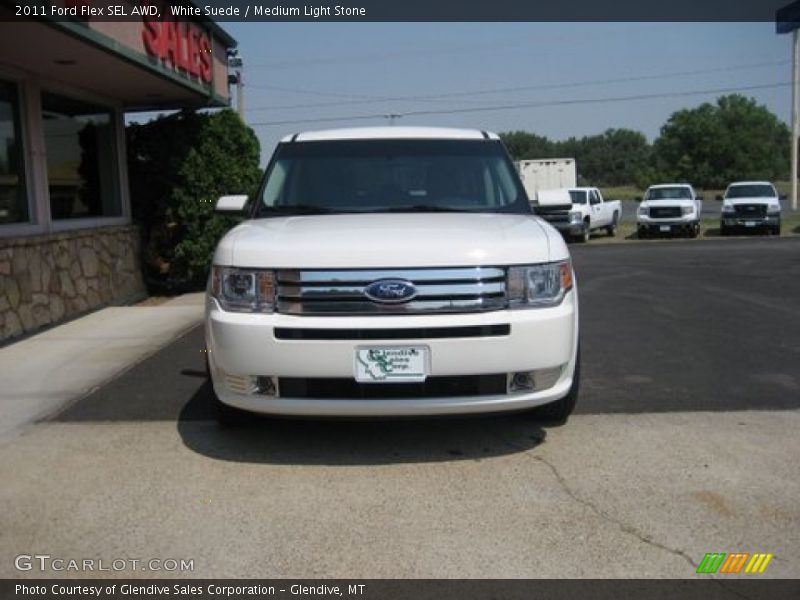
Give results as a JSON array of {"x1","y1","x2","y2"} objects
[{"x1": 205, "y1": 127, "x2": 580, "y2": 424}]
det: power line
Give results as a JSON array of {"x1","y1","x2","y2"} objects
[
  {"x1": 248, "y1": 81, "x2": 791, "y2": 127},
  {"x1": 246, "y1": 60, "x2": 791, "y2": 112}
]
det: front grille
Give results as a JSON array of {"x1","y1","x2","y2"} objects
[
  {"x1": 536, "y1": 208, "x2": 571, "y2": 223},
  {"x1": 649, "y1": 206, "x2": 682, "y2": 219},
  {"x1": 733, "y1": 204, "x2": 767, "y2": 217},
  {"x1": 274, "y1": 324, "x2": 510, "y2": 340},
  {"x1": 278, "y1": 375, "x2": 507, "y2": 399},
  {"x1": 276, "y1": 267, "x2": 507, "y2": 315}
]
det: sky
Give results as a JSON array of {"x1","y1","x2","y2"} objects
[{"x1": 211, "y1": 22, "x2": 792, "y2": 165}]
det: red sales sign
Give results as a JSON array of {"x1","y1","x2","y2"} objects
[{"x1": 142, "y1": 16, "x2": 213, "y2": 84}]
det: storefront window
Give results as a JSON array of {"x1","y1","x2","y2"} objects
[
  {"x1": 41, "y1": 92, "x2": 120, "y2": 220},
  {"x1": 0, "y1": 81, "x2": 28, "y2": 225}
]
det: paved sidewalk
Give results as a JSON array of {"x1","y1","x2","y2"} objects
[{"x1": 0, "y1": 294, "x2": 204, "y2": 444}]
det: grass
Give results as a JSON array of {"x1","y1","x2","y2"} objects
[
  {"x1": 586, "y1": 212, "x2": 800, "y2": 245},
  {"x1": 601, "y1": 181, "x2": 793, "y2": 203}
]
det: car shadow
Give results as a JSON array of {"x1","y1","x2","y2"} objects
[{"x1": 176, "y1": 380, "x2": 550, "y2": 466}]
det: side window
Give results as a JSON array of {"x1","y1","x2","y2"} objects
[
  {"x1": 41, "y1": 92, "x2": 120, "y2": 220},
  {"x1": 589, "y1": 191, "x2": 600, "y2": 205},
  {"x1": 0, "y1": 80, "x2": 29, "y2": 225}
]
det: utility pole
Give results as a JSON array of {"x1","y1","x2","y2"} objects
[
  {"x1": 236, "y1": 69, "x2": 245, "y2": 119},
  {"x1": 227, "y1": 51, "x2": 244, "y2": 122},
  {"x1": 777, "y1": 1, "x2": 800, "y2": 210},
  {"x1": 792, "y1": 30, "x2": 799, "y2": 210}
]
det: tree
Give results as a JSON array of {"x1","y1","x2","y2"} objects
[
  {"x1": 500, "y1": 128, "x2": 653, "y2": 186},
  {"x1": 653, "y1": 94, "x2": 790, "y2": 189},
  {"x1": 576, "y1": 129, "x2": 652, "y2": 186},
  {"x1": 499, "y1": 131, "x2": 556, "y2": 160},
  {"x1": 127, "y1": 109, "x2": 261, "y2": 292}
]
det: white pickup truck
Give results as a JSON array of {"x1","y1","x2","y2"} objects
[
  {"x1": 534, "y1": 186, "x2": 621, "y2": 243},
  {"x1": 637, "y1": 183, "x2": 703, "y2": 238},
  {"x1": 720, "y1": 181, "x2": 782, "y2": 236},
  {"x1": 206, "y1": 127, "x2": 580, "y2": 425}
]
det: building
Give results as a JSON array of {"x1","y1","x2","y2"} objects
[{"x1": 0, "y1": 1, "x2": 236, "y2": 341}]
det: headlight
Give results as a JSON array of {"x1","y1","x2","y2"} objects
[
  {"x1": 767, "y1": 204, "x2": 781, "y2": 215},
  {"x1": 722, "y1": 204, "x2": 735, "y2": 213},
  {"x1": 211, "y1": 266, "x2": 275, "y2": 313},
  {"x1": 681, "y1": 206, "x2": 693, "y2": 216},
  {"x1": 568, "y1": 210, "x2": 582, "y2": 222},
  {"x1": 507, "y1": 261, "x2": 573, "y2": 308},
  {"x1": 637, "y1": 206, "x2": 648, "y2": 217}
]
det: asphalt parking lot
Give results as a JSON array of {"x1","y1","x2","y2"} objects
[{"x1": 1, "y1": 237, "x2": 798, "y2": 578}]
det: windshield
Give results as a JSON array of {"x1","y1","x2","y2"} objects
[
  {"x1": 725, "y1": 184, "x2": 776, "y2": 199},
  {"x1": 569, "y1": 190, "x2": 587, "y2": 205},
  {"x1": 253, "y1": 139, "x2": 529, "y2": 216},
  {"x1": 644, "y1": 187, "x2": 692, "y2": 200}
]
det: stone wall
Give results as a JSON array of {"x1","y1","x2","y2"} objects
[{"x1": 0, "y1": 225, "x2": 146, "y2": 342}]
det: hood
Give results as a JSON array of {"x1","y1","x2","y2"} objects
[
  {"x1": 724, "y1": 197, "x2": 780, "y2": 208},
  {"x1": 640, "y1": 198, "x2": 697, "y2": 208},
  {"x1": 535, "y1": 189, "x2": 573, "y2": 208},
  {"x1": 214, "y1": 213, "x2": 564, "y2": 268}
]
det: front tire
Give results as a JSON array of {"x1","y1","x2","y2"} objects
[
  {"x1": 531, "y1": 347, "x2": 580, "y2": 423},
  {"x1": 606, "y1": 213, "x2": 619, "y2": 237},
  {"x1": 577, "y1": 220, "x2": 590, "y2": 243}
]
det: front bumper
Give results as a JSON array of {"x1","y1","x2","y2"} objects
[
  {"x1": 637, "y1": 217, "x2": 697, "y2": 235},
  {"x1": 721, "y1": 215, "x2": 779, "y2": 229},
  {"x1": 549, "y1": 220, "x2": 586, "y2": 236},
  {"x1": 205, "y1": 291, "x2": 579, "y2": 416}
]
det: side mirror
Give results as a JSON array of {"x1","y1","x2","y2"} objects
[
  {"x1": 715, "y1": 194, "x2": 723, "y2": 201},
  {"x1": 634, "y1": 196, "x2": 642, "y2": 202},
  {"x1": 215, "y1": 195, "x2": 249, "y2": 213},
  {"x1": 780, "y1": 194, "x2": 788, "y2": 200},
  {"x1": 696, "y1": 195, "x2": 704, "y2": 201}
]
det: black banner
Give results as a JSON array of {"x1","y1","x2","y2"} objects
[
  {"x1": 2, "y1": 0, "x2": 798, "y2": 22},
  {"x1": 2, "y1": 580, "x2": 800, "y2": 600}
]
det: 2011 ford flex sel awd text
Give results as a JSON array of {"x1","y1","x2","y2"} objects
[{"x1": 205, "y1": 127, "x2": 580, "y2": 424}]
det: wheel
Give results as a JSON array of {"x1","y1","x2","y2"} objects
[
  {"x1": 206, "y1": 356, "x2": 248, "y2": 427},
  {"x1": 531, "y1": 347, "x2": 580, "y2": 423},
  {"x1": 606, "y1": 213, "x2": 619, "y2": 237},
  {"x1": 773, "y1": 224, "x2": 781, "y2": 236},
  {"x1": 638, "y1": 227, "x2": 648, "y2": 239},
  {"x1": 688, "y1": 223, "x2": 699, "y2": 238},
  {"x1": 720, "y1": 224, "x2": 730, "y2": 236},
  {"x1": 580, "y1": 220, "x2": 591, "y2": 243}
]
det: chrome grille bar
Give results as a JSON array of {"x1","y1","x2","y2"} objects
[{"x1": 276, "y1": 267, "x2": 507, "y2": 315}]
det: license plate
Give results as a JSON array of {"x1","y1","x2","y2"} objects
[
  {"x1": 659, "y1": 225, "x2": 671, "y2": 232},
  {"x1": 355, "y1": 346, "x2": 428, "y2": 383},
  {"x1": 744, "y1": 221, "x2": 756, "y2": 227}
]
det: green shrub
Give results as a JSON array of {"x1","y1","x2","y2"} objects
[{"x1": 126, "y1": 109, "x2": 261, "y2": 292}]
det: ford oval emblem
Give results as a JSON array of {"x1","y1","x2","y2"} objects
[{"x1": 364, "y1": 279, "x2": 417, "y2": 304}]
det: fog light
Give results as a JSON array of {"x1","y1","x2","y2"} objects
[
  {"x1": 509, "y1": 372, "x2": 534, "y2": 392},
  {"x1": 224, "y1": 373, "x2": 277, "y2": 396},
  {"x1": 507, "y1": 366, "x2": 564, "y2": 393},
  {"x1": 255, "y1": 376, "x2": 277, "y2": 396}
]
